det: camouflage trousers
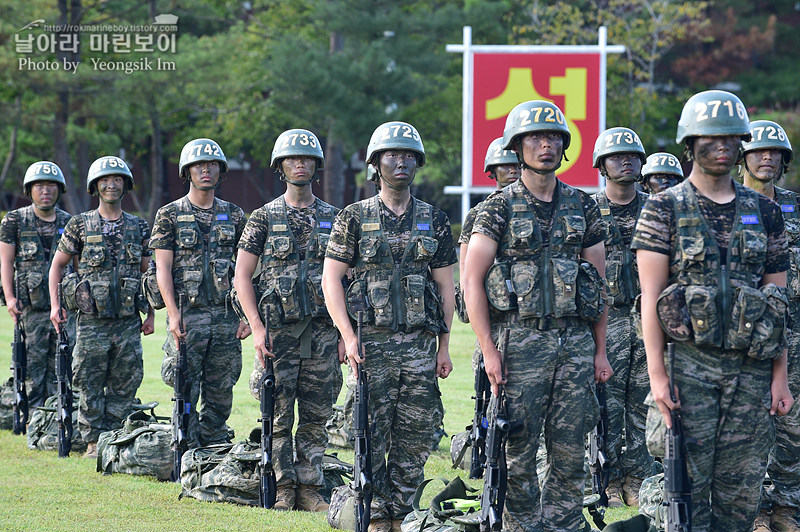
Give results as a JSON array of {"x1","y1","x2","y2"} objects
[
  {"x1": 645, "y1": 341, "x2": 774, "y2": 532},
  {"x1": 73, "y1": 314, "x2": 144, "y2": 443},
  {"x1": 21, "y1": 308, "x2": 76, "y2": 410},
  {"x1": 764, "y1": 303, "x2": 800, "y2": 508},
  {"x1": 162, "y1": 305, "x2": 242, "y2": 448},
  {"x1": 501, "y1": 316, "x2": 598, "y2": 532},
  {"x1": 249, "y1": 318, "x2": 340, "y2": 488},
  {"x1": 360, "y1": 326, "x2": 443, "y2": 520},
  {"x1": 605, "y1": 305, "x2": 654, "y2": 481}
]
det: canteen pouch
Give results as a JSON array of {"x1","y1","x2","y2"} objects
[
  {"x1": 551, "y1": 258, "x2": 579, "y2": 318},
  {"x1": 656, "y1": 283, "x2": 692, "y2": 342},
  {"x1": 210, "y1": 259, "x2": 232, "y2": 304},
  {"x1": 257, "y1": 284, "x2": 283, "y2": 327},
  {"x1": 61, "y1": 272, "x2": 80, "y2": 311},
  {"x1": 485, "y1": 262, "x2": 515, "y2": 312},
  {"x1": 748, "y1": 284, "x2": 789, "y2": 360},
  {"x1": 119, "y1": 277, "x2": 139, "y2": 317},
  {"x1": 725, "y1": 285, "x2": 766, "y2": 351},
  {"x1": 684, "y1": 285, "x2": 721, "y2": 347},
  {"x1": 141, "y1": 260, "x2": 165, "y2": 310},
  {"x1": 25, "y1": 271, "x2": 48, "y2": 310},
  {"x1": 576, "y1": 261, "x2": 605, "y2": 323},
  {"x1": 509, "y1": 263, "x2": 540, "y2": 319}
]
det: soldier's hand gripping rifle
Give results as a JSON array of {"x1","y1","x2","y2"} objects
[
  {"x1": 170, "y1": 295, "x2": 191, "y2": 482},
  {"x1": 56, "y1": 283, "x2": 74, "y2": 457},
  {"x1": 11, "y1": 276, "x2": 28, "y2": 435},
  {"x1": 259, "y1": 305, "x2": 277, "y2": 509},
  {"x1": 480, "y1": 328, "x2": 511, "y2": 532},
  {"x1": 468, "y1": 354, "x2": 491, "y2": 479},
  {"x1": 352, "y1": 311, "x2": 372, "y2": 532},
  {"x1": 664, "y1": 342, "x2": 692, "y2": 532},
  {"x1": 586, "y1": 381, "x2": 611, "y2": 528}
]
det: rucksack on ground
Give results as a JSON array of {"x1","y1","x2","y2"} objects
[{"x1": 27, "y1": 393, "x2": 86, "y2": 453}]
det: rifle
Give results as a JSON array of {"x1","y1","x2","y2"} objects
[
  {"x1": 11, "y1": 276, "x2": 28, "y2": 435},
  {"x1": 468, "y1": 354, "x2": 491, "y2": 479},
  {"x1": 258, "y1": 305, "x2": 277, "y2": 509},
  {"x1": 56, "y1": 283, "x2": 74, "y2": 457},
  {"x1": 480, "y1": 328, "x2": 511, "y2": 532},
  {"x1": 170, "y1": 295, "x2": 191, "y2": 482},
  {"x1": 664, "y1": 342, "x2": 692, "y2": 532},
  {"x1": 352, "y1": 311, "x2": 372, "y2": 532},
  {"x1": 586, "y1": 381, "x2": 610, "y2": 529}
]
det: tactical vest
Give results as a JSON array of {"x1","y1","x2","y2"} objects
[
  {"x1": 484, "y1": 179, "x2": 601, "y2": 324},
  {"x1": 344, "y1": 195, "x2": 444, "y2": 333},
  {"x1": 257, "y1": 197, "x2": 336, "y2": 326},
  {"x1": 77, "y1": 210, "x2": 144, "y2": 319},
  {"x1": 658, "y1": 180, "x2": 779, "y2": 351},
  {"x1": 775, "y1": 186, "x2": 800, "y2": 301},
  {"x1": 172, "y1": 196, "x2": 236, "y2": 307},
  {"x1": 594, "y1": 191, "x2": 647, "y2": 307},
  {"x1": 14, "y1": 206, "x2": 71, "y2": 311}
]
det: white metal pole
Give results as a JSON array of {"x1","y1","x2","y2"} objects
[
  {"x1": 461, "y1": 26, "x2": 472, "y2": 224},
  {"x1": 598, "y1": 26, "x2": 608, "y2": 189}
]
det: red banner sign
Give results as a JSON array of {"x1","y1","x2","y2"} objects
[{"x1": 472, "y1": 52, "x2": 601, "y2": 188}]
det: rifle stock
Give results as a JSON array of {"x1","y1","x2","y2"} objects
[
  {"x1": 664, "y1": 342, "x2": 692, "y2": 532},
  {"x1": 352, "y1": 311, "x2": 372, "y2": 532},
  {"x1": 11, "y1": 276, "x2": 28, "y2": 435},
  {"x1": 469, "y1": 354, "x2": 491, "y2": 479},
  {"x1": 480, "y1": 328, "x2": 510, "y2": 532},
  {"x1": 56, "y1": 283, "x2": 73, "y2": 457},
  {"x1": 259, "y1": 305, "x2": 277, "y2": 509},
  {"x1": 586, "y1": 381, "x2": 610, "y2": 529},
  {"x1": 170, "y1": 295, "x2": 191, "y2": 482}
]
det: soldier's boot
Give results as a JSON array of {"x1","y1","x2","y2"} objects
[
  {"x1": 771, "y1": 506, "x2": 800, "y2": 532},
  {"x1": 754, "y1": 509, "x2": 773, "y2": 532},
  {"x1": 367, "y1": 519, "x2": 392, "y2": 532},
  {"x1": 622, "y1": 475, "x2": 644, "y2": 507},
  {"x1": 606, "y1": 478, "x2": 624, "y2": 508},
  {"x1": 272, "y1": 485, "x2": 296, "y2": 511},
  {"x1": 295, "y1": 484, "x2": 329, "y2": 512},
  {"x1": 83, "y1": 442, "x2": 98, "y2": 459}
]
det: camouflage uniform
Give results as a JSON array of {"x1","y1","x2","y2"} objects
[
  {"x1": 326, "y1": 194, "x2": 456, "y2": 520},
  {"x1": 0, "y1": 206, "x2": 75, "y2": 410},
  {"x1": 632, "y1": 180, "x2": 788, "y2": 531},
  {"x1": 241, "y1": 197, "x2": 341, "y2": 490},
  {"x1": 593, "y1": 191, "x2": 654, "y2": 484},
  {"x1": 58, "y1": 210, "x2": 150, "y2": 443},
  {"x1": 764, "y1": 186, "x2": 800, "y2": 511},
  {"x1": 472, "y1": 179, "x2": 606, "y2": 531},
  {"x1": 151, "y1": 196, "x2": 246, "y2": 448}
]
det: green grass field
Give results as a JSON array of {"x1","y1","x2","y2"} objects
[{"x1": 0, "y1": 312, "x2": 636, "y2": 531}]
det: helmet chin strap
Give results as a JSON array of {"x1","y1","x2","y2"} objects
[
  {"x1": 375, "y1": 168, "x2": 415, "y2": 191},
  {"x1": 519, "y1": 158, "x2": 561, "y2": 175}
]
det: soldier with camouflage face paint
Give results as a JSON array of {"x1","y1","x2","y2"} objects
[
  {"x1": 641, "y1": 152, "x2": 684, "y2": 195},
  {"x1": 738, "y1": 120, "x2": 800, "y2": 532},
  {"x1": 323, "y1": 121, "x2": 456, "y2": 532},
  {"x1": 149, "y1": 138, "x2": 249, "y2": 450},
  {"x1": 464, "y1": 100, "x2": 612, "y2": 532},
  {"x1": 49, "y1": 156, "x2": 155, "y2": 459},
  {"x1": 592, "y1": 127, "x2": 655, "y2": 507},
  {"x1": 633, "y1": 91, "x2": 794, "y2": 531},
  {"x1": 0, "y1": 161, "x2": 74, "y2": 412},
  {"x1": 235, "y1": 129, "x2": 341, "y2": 513}
]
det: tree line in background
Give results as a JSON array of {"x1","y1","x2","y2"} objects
[{"x1": 1, "y1": 0, "x2": 799, "y2": 223}]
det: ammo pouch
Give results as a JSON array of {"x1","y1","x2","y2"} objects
[
  {"x1": 210, "y1": 258, "x2": 232, "y2": 305},
  {"x1": 307, "y1": 232, "x2": 330, "y2": 260},
  {"x1": 119, "y1": 277, "x2": 140, "y2": 317},
  {"x1": 141, "y1": 260, "x2": 165, "y2": 310},
  {"x1": 631, "y1": 294, "x2": 643, "y2": 340},
  {"x1": 656, "y1": 283, "x2": 692, "y2": 342},
  {"x1": 551, "y1": 258, "x2": 579, "y2": 318},
  {"x1": 181, "y1": 269, "x2": 203, "y2": 307},
  {"x1": 306, "y1": 274, "x2": 328, "y2": 318},
  {"x1": 90, "y1": 279, "x2": 114, "y2": 318},
  {"x1": 510, "y1": 263, "x2": 541, "y2": 319},
  {"x1": 725, "y1": 285, "x2": 766, "y2": 351},
  {"x1": 24, "y1": 271, "x2": 49, "y2": 310},
  {"x1": 415, "y1": 235, "x2": 439, "y2": 261},
  {"x1": 275, "y1": 273, "x2": 303, "y2": 323},
  {"x1": 367, "y1": 278, "x2": 393, "y2": 328},
  {"x1": 61, "y1": 272, "x2": 80, "y2": 312},
  {"x1": 748, "y1": 284, "x2": 789, "y2": 360},
  {"x1": 684, "y1": 285, "x2": 722, "y2": 347},
  {"x1": 425, "y1": 279, "x2": 447, "y2": 335},
  {"x1": 605, "y1": 251, "x2": 635, "y2": 308},
  {"x1": 402, "y1": 274, "x2": 427, "y2": 327},
  {"x1": 576, "y1": 261, "x2": 605, "y2": 323}
]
